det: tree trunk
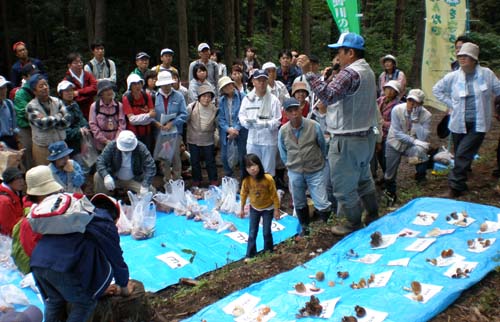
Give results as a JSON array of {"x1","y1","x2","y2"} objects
[
  {"x1": 246, "y1": 0, "x2": 255, "y2": 40},
  {"x1": 61, "y1": 0, "x2": 70, "y2": 29},
  {"x1": 234, "y1": 0, "x2": 241, "y2": 58},
  {"x1": 177, "y1": 0, "x2": 189, "y2": 82},
  {"x1": 361, "y1": 0, "x2": 371, "y2": 28},
  {"x1": 301, "y1": 0, "x2": 311, "y2": 54},
  {"x1": 224, "y1": 0, "x2": 235, "y2": 68},
  {"x1": 208, "y1": 0, "x2": 215, "y2": 45},
  {"x1": 85, "y1": 0, "x2": 96, "y2": 46},
  {"x1": 265, "y1": 0, "x2": 273, "y2": 35},
  {"x1": 94, "y1": 0, "x2": 107, "y2": 42},
  {"x1": 282, "y1": 0, "x2": 291, "y2": 49},
  {"x1": 0, "y1": 0, "x2": 12, "y2": 72},
  {"x1": 410, "y1": 4, "x2": 425, "y2": 88},
  {"x1": 392, "y1": 0, "x2": 406, "y2": 55}
]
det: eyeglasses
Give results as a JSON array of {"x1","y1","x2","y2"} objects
[{"x1": 72, "y1": 61, "x2": 83, "y2": 65}]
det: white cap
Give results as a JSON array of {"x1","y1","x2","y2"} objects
[
  {"x1": 126, "y1": 74, "x2": 144, "y2": 90},
  {"x1": 57, "y1": 80, "x2": 75, "y2": 93},
  {"x1": 160, "y1": 48, "x2": 174, "y2": 56},
  {"x1": 156, "y1": 71, "x2": 176, "y2": 86},
  {"x1": 262, "y1": 62, "x2": 277, "y2": 71},
  {"x1": 197, "y1": 43, "x2": 210, "y2": 52},
  {"x1": 382, "y1": 80, "x2": 401, "y2": 94},
  {"x1": 380, "y1": 54, "x2": 397, "y2": 65},
  {"x1": 0, "y1": 76, "x2": 11, "y2": 88},
  {"x1": 407, "y1": 89, "x2": 425, "y2": 104}
]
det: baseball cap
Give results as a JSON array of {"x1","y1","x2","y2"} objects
[
  {"x1": 328, "y1": 32, "x2": 365, "y2": 51},
  {"x1": 136, "y1": 52, "x2": 150, "y2": 60},
  {"x1": 161, "y1": 48, "x2": 174, "y2": 56},
  {"x1": 283, "y1": 98, "x2": 300, "y2": 110},
  {"x1": 251, "y1": 69, "x2": 269, "y2": 80},
  {"x1": 197, "y1": 43, "x2": 210, "y2": 52}
]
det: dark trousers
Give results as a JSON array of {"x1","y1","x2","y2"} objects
[
  {"x1": 32, "y1": 267, "x2": 97, "y2": 322},
  {"x1": 188, "y1": 143, "x2": 217, "y2": 183},
  {"x1": 370, "y1": 140, "x2": 386, "y2": 178},
  {"x1": 449, "y1": 123, "x2": 485, "y2": 192},
  {"x1": 246, "y1": 207, "x2": 274, "y2": 258}
]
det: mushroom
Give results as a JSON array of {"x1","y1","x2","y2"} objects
[
  {"x1": 355, "y1": 305, "x2": 366, "y2": 318},
  {"x1": 342, "y1": 316, "x2": 358, "y2": 322},
  {"x1": 370, "y1": 231, "x2": 383, "y2": 247},
  {"x1": 411, "y1": 281, "x2": 422, "y2": 295},
  {"x1": 337, "y1": 271, "x2": 349, "y2": 279},
  {"x1": 479, "y1": 222, "x2": 488, "y2": 232},
  {"x1": 295, "y1": 282, "x2": 306, "y2": 293},
  {"x1": 441, "y1": 249, "x2": 454, "y2": 258},
  {"x1": 315, "y1": 271, "x2": 325, "y2": 282}
]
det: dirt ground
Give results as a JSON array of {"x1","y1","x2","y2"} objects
[{"x1": 145, "y1": 107, "x2": 499, "y2": 322}]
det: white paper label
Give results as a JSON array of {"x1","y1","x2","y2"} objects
[
  {"x1": 156, "y1": 251, "x2": 190, "y2": 269},
  {"x1": 225, "y1": 231, "x2": 249, "y2": 244},
  {"x1": 405, "y1": 238, "x2": 436, "y2": 252},
  {"x1": 404, "y1": 283, "x2": 443, "y2": 304},
  {"x1": 387, "y1": 257, "x2": 411, "y2": 267},
  {"x1": 350, "y1": 253, "x2": 383, "y2": 264},
  {"x1": 222, "y1": 293, "x2": 261, "y2": 316}
]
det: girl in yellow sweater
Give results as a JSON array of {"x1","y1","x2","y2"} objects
[{"x1": 239, "y1": 154, "x2": 280, "y2": 259}]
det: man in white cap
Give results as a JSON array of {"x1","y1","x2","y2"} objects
[
  {"x1": 188, "y1": 42, "x2": 219, "y2": 95},
  {"x1": 298, "y1": 32, "x2": 379, "y2": 236},
  {"x1": 262, "y1": 62, "x2": 289, "y2": 105},
  {"x1": 94, "y1": 130, "x2": 156, "y2": 195},
  {"x1": 384, "y1": 89, "x2": 431, "y2": 206},
  {"x1": 238, "y1": 70, "x2": 281, "y2": 176},
  {"x1": 433, "y1": 42, "x2": 500, "y2": 197},
  {"x1": 151, "y1": 48, "x2": 179, "y2": 75}
]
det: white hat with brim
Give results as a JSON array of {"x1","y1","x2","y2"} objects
[
  {"x1": 407, "y1": 89, "x2": 425, "y2": 104},
  {"x1": 457, "y1": 42, "x2": 479, "y2": 61},
  {"x1": 116, "y1": 130, "x2": 138, "y2": 152},
  {"x1": 382, "y1": 80, "x2": 401, "y2": 94},
  {"x1": 380, "y1": 54, "x2": 397, "y2": 65},
  {"x1": 57, "y1": 80, "x2": 75, "y2": 93},
  {"x1": 217, "y1": 76, "x2": 235, "y2": 92},
  {"x1": 198, "y1": 43, "x2": 210, "y2": 52},
  {"x1": 156, "y1": 71, "x2": 176, "y2": 87},
  {"x1": 126, "y1": 74, "x2": 144, "y2": 90},
  {"x1": 262, "y1": 62, "x2": 277, "y2": 71},
  {"x1": 0, "y1": 76, "x2": 11, "y2": 88},
  {"x1": 26, "y1": 165, "x2": 63, "y2": 196}
]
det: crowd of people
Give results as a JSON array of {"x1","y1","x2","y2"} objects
[{"x1": 1, "y1": 32, "x2": 500, "y2": 321}]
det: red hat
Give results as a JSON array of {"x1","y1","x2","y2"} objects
[{"x1": 12, "y1": 41, "x2": 26, "y2": 52}]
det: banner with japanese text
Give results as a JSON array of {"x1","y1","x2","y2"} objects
[
  {"x1": 422, "y1": 0, "x2": 467, "y2": 111},
  {"x1": 326, "y1": 0, "x2": 361, "y2": 34}
]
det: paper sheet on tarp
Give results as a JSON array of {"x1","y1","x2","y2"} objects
[
  {"x1": 183, "y1": 197, "x2": 500, "y2": 322},
  {"x1": 121, "y1": 203, "x2": 299, "y2": 292}
]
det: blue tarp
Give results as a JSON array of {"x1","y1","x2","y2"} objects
[
  {"x1": 183, "y1": 197, "x2": 500, "y2": 322},
  {"x1": 1, "y1": 205, "x2": 299, "y2": 313},
  {"x1": 122, "y1": 207, "x2": 299, "y2": 292}
]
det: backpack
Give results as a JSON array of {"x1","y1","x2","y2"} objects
[{"x1": 27, "y1": 193, "x2": 95, "y2": 235}]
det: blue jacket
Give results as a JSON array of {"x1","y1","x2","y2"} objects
[
  {"x1": 154, "y1": 89, "x2": 187, "y2": 135},
  {"x1": 10, "y1": 58, "x2": 47, "y2": 87},
  {"x1": 30, "y1": 208, "x2": 129, "y2": 299},
  {"x1": 218, "y1": 89, "x2": 247, "y2": 145}
]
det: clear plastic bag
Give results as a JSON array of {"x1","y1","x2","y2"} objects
[
  {"x1": 218, "y1": 177, "x2": 240, "y2": 215},
  {"x1": 153, "y1": 132, "x2": 178, "y2": 161},
  {"x1": 433, "y1": 146, "x2": 454, "y2": 165},
  {"x1": 79, "y1": 132, "x2": 99, "y2": 167},
  {"x1": 116, "y1": 200, "x2": 132, "y2": 235},
  {"x1": 153, "y1": 180, "x2": 187, "y2": 214},
  {"x1": 226, "y1": 139, "x2": 239, "y2": 168},
  {"x1": 0, "y1": 284, "x2": 30, "y2": 306},
  {"x1": 129, "y1": 191, "x2": 156, "y2": 240}
]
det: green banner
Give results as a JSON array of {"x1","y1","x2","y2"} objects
[{"x1": 326, "y1": 0, "x2": 361, "y2": 34}]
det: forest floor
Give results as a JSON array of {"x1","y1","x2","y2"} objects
[{"x1": 146, "y1": 107, "x2": 500, "y2": 322}]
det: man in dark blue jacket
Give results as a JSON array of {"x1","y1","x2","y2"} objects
[{"x1": 30, "y1": 193, "x2": 130, "y2": 322}]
